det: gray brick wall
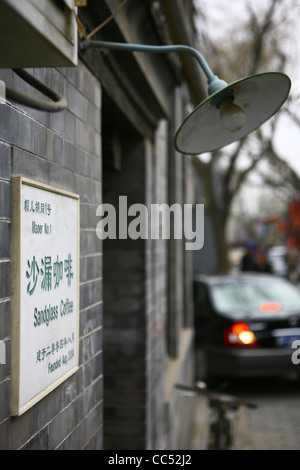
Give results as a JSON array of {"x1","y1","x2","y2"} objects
[
  {"x1": 102, "y1": 135, "x2": 149, "y2": 450},
  {"x1": 0, "y1": 63, "x2": 103, "y2": 449},
  {"x1": 147, "y1": 121, "x2": 168, "y2": 450},
  {"x1": 101, "y1": 123, "x2": 175, "y2": 449},
  {"x1": 102, "y1": 112, "x2": 195, "y2": 450}
]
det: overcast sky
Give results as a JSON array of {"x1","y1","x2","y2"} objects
[
  {"x1": 195, "y1": 0, "x2": 300, "y2": 176},
  {"x1": 193, "y1": 0, "x2": 300, "y2": 219}
]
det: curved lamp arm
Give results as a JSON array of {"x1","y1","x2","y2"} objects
[
  {"x1": 80, "y1": 39, "x2": 291, "y2": 155},
  {"x1": 79, "y1": 39, "x2": 228, "y2": 96}
]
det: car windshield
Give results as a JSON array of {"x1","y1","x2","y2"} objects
[{"x1": 211, "y1": 278, "x2": 300, "y2": 314}]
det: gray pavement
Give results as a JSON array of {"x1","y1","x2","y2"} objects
[{"x1": 190, "y1": 376, "x2": 300, "y2": 450}]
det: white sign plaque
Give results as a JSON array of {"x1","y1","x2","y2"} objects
[{"x1": 11, "y1": 177, "x2": 80, "y2": 416}]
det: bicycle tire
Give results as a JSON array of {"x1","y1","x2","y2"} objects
[
  {"x1": 207, "y1": 420, "x2": 218, "y2": 450},
  {"x1": 207, "y1": 415, "x2": 232, "y2": 450}
]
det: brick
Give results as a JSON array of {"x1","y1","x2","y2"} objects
[
  {"x1": 12, "y1": 147, "x2": 50, "y2": 184},
  {"x1": 80, "y1": 302, "x2": 103, "y2": 339},
  {"x1": 43, "y1": 129, "x2": 64, "y2": 163},
  {"x1": 0, "y1": 300, "x2": 10, "y2": 339},
  {"x1": 80, "y1": 254, "x2": 102, "y2": 283},
  {"x1": 0, "y1": 105, "x2": 32, "y2": 151},
  {"x1": 80, "y1": 230, "x2": 102, "y2": 257},
  {"x1": 80, "y1": 279, "x2": 102, "y2": 310},
  {"x1": 64, "y1": 110, "x2": 77, "y2": 143},
  {"x1": 0, "y1": 260, "x2": 10, "y2": 300},
  {"x1": 48, "y1": 401, "x2": 80, "y2": 449},
  {"x1": 81, "y1": 328, "x2": 103, "y2": 363},
  {"x1": 80, "y1": 203, "x2": 101, "y2": 231},
  {"x1": 84, "y1": 352, "x2": 103, "y2": 388},
  {"x1": 0, "y1": 181, "x2": 10, "y2": 218},
  {"x1": 0, "y1": 59, "x2": 103, "y2": 450},
  {"x1": 74, "y1": 173, "x2": 101, "y2": 204},
  {"x1": 57, "y1": 410, "x2": 103, "y2": 450},
  {"x1": 0, "y1": 380, "x2": 10, "y2": 423},
  {"x1": 0, "y1": 142, "x2": 11, "y2": 180},
  {"x1": 63, "y1": 140, "x2": 86, "y2": 173},
  {"x1": 83, "y1": 427, "x2": 103, "y2": 450},
  {"x1": 21, "y1": 428, "x2": 49, "y2": 450}
]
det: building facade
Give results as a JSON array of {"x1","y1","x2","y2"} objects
[{"x1": 0, "y1": 0, "x2": 206, "y2": 449}]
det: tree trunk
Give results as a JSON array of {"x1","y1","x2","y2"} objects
[
  {"x1": 211, "y1": 211, "x2": 230, "y2": 274},
  {"x1": 193, "y1": 158, "x2": 231, "y2": 274}
]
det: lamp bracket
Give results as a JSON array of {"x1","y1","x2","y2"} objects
[{"x1": 80, "y1": 39, "x2": 228, "y2": 97}]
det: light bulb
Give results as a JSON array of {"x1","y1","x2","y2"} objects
[{"x1": 219, "y1": 98, "x2": 246, "y2": 132}]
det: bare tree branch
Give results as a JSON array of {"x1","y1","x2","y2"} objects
[
  {"x1": 192, "y1": 0, "x2": 298, "y2": 272},
  {"x1": 250, "y1": 0, "x2": 280, "y2": 73},
  {"x1": 223, "y1": 138, "x2": 247, "y2": 202},
  {"x1": 284, "y1": 105, "x2": 300, "y2": 128}
]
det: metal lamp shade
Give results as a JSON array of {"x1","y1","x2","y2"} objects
[{"x1": 174, "y1": 72, "x2": 291, "y2": 155}]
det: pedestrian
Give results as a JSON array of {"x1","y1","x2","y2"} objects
[
  {"x1": 256, "y1": 249, "x2": 273, "y2": 273},
  {"x1": 240, "y1": 240, "x2": 258, "y2": 272}
]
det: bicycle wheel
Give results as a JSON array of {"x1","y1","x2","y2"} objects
[
  {"x1": 207, "y1": 420, "x2": 219, "y2": 449},
  {"x1": 207, "y1": 415, "x2": 232, "y2": 450}
]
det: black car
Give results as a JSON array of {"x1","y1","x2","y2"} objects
[{"x1": 194, "y1": 273, "x2": 300, "y2": 385}]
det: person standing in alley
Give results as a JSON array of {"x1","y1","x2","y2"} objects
[{"x1": 240, "y1": 240, "x2": 258, "y2": 272}]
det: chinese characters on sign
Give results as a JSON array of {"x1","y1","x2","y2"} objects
[
  {"x1": 26, "y1": 253, "x2": 74, "y2": 296},
  {"x1": 24, "y1": 198, "x2": 52, "y2": 215},
  {"x1": 11, "y1": 178, "x2": 79, "y2": 416}
]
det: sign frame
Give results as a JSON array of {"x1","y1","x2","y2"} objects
[{"x1": 10, "y1": 177, "x2": 80, "y2": 416}]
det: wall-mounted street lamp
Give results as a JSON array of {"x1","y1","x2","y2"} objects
[{"x1": 80, "y1": 39, "x2": 291, "y2": 155}]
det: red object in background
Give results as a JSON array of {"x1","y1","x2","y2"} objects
[
  {"x1": 289, "y1": 200, "x2": 300, "y2": 217},
  {"x1": 276, "y1": 220, "x2": 286, "y2": 232},
  {"x1": 288, "y1": 200, "x2": 300, "y2": 229},
  {"x1": 287, "y1": 237, "x2": 297, "y2": 247}
]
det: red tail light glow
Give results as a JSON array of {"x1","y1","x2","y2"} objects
[{"x1": 224, "y1": 322, "x2": 258, "y2": 348}]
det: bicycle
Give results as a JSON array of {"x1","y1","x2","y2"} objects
[{"x1": 175, "y1": 381, "x2": 257, "y2": 450}]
